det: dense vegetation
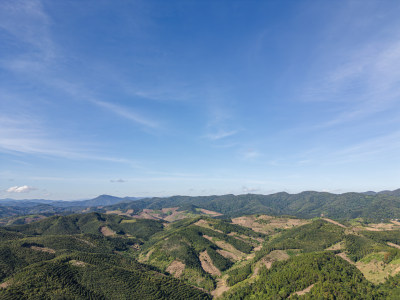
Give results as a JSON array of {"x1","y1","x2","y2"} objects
[
  {"x1": 93, "y1": 191, "x2": 400, "y2": 221},
  {"x1": 2, "y1": 207, "x2": 400, "y2": 299}
]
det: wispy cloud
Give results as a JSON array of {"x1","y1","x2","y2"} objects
[
  {"x1": 91, "y1": 100, "x2": 158, "y2": 128},
  {"x1": 205, "y1": 129, "x2": 237, "y2": 141}
]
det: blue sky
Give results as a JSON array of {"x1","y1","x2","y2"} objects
[{"x1": 1, "y1": 0, "x2": 400, "y2": 200}]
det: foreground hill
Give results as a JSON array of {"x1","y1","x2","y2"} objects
[
  {"x1": 3, "y1": 211, "x2": 400, "y2": 298},
  {"x1": 0, "y1": 213, "x2": 210, "y2": 299}
]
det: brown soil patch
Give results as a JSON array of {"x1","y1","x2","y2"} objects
[
  {"x1": 232, "y1": 215, "x2": 309, "y2": 234},
  {"x1": 100, "y1": 226, "x2": 116, "y2": 236},
  {"x1": 322, "y1": 218, "x2": 346, "y2": 228},
  {"x1": 363, "y1": 223, "x2": 400, "y2": 231},
  {"x1": 166, "y1": 260, "x2": 185, "y2": 278},
  {"x1": 217, "y1": 250, "x2": 238, "y2": 261},
  {"x1": 199, "y1": 250, "x2": 221, "y2": 276},
  {"x1": 0, "y1": 280, "x2": 11, "y2": 289},
  {"x1": 200, "y1": 209, "x2": 223, "y2": 217},
  {"x1": 194, "y1": 220, "x2": 223, "y2": 233},
  {"x1": 326, "y1": 241, "x2": 345, "y2": 251},
  {"x1": 30, "y1": 246, "x2": 56, "y2": 254},
  {"x1": 212, "y1": 275, "x2": 230, "y2": 298},
  {"x1": 202, "y1": 235, "x2": 245, "y2": 260},
  {"x1": 388, "y1": 242, "x2": 400, "y2": 249},
  {"x1": 252, "y1": 250, "x2": 290, "y2": 277},
  {"x1": 336, "y1": 252, "x2": 355, "y2": 265},
  {"x1": 70, "y1": 260, "x2": 86, "y2": 267},
  {"x1": 290, "y1": 284, "x2": 315, "y2": 297},
  {"x1": 355, "y1": 253, "x2": 400, "y2": 284}
]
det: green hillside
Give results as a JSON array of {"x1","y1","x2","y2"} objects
[{"x1": 2, "y1": 212, "x2": 400, "y2": 298}]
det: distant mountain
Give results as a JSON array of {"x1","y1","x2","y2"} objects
[
  {"x1": 95, "y1": 190, "x2": 400, "y2": 221},
  {"x1": 363, "y1": 188, "x2": 400, "y2": 197},
  {"x1": 0, "y1": 194, "x2": 142, "y2": 208}
]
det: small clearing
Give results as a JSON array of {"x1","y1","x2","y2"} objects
[
  {"x1": 326, "y1": 241, "x2": 345, "y2": 251},
  {"x1": 363, "y1": 223, "x2": 400, "y2": 231},
  {"x1": 217, "y1": 250, "x2": 239, "y2": 261},
  {"x1": 70, "y1": 260, "x2": 86, "y2": 267},
  {"x1": 212, "y1": 275, "x2": 230, "y2": 298},
  {"x1": 0, "y1": 280, "x2": 12, "y2": 289},
  {"x1": 100, "y1": 226, "x2": 116, "y2": 236},
  {"x1": 166, "y1": 260, "x2": 185, "y2": 278},
  {"x1": 200, "y1": 209, "x2": 223, "y2": 217},
  {"x1": 290, "y1": 284, "x2": 315, "y2": 297},
  {"x1": 336, "y1": 252, "x2": 355, "y2": 265},
  {"x1": 252, "y1": 250, "x2": 290, "y2": 277},
  {"x1": 30, "y1": 246, "x2": 56, "y2": 254},
  {"x1": 232, "y1": 215, "x2": 309, "y2": 234},
  {"x1": 388, "y1": 242, "x2": 400, "y2": 249},
  {"x1": 321, "y1": 218, "x2": 346, "y2": 228},
  {"x1": 194, "y1": 220, "x2": 223, "y2": 233},
  {"x1": 202, "y1": 235, "x2": 245, "y2": 260},
  {"x1": 199, "y1": 250, "x2": 221, "y2": 276}
]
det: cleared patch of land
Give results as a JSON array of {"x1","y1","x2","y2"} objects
[
  {"x1": 326, "y1": 241, "x2": 345, "y2": 251},
  {"x1": 388, "y1": 242, "x2": 400, "y2": 249},
  {"x1": 70, "y1": 260, "x2": 86, "y2": 267},
  {"x1": 166, "y1": 260, "x2": 185, "y2": 278},
  {"x1": 232, "y1": 215, "x2": 310, "y2": 234},
  {"x1": 199, "y1": 250, "x2": 221, "y2": 276},
  {"x1": 0, "y1": 280, "x2": 12, "y2": 289},
  {"x1": 100, "y1": 226, "x2": 116, "y2": 236},
  {"x1": 290, "y1": 284, "x2": 315, "y2": 297},
  {"x1": 212, "y1": 275, "x2": 230, "y2": 298},
  {"x1": 322, "y1": 218, "x2": 346, "y2": 228},
  {"x1": 30, "y1": 246, "x2": 56, "y2": 254},
  {"x1": 252, "y1": 250, "x2": 290, "y2": 277}
]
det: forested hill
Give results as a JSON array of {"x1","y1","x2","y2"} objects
[{"x1": 95, "y1": 191, "x2": 400, "y2": 221}]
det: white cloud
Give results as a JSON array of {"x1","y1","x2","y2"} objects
[{"x1": 6, "y1": 185, "x2": 37, "y2": 193}]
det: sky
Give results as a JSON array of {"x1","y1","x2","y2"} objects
[{"x1": 1, "y1": 0, "x2": 400, "y2": 200}]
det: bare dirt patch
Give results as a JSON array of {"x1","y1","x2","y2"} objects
[
  {"x1": 200, "y1": 209, "x2": 223, "y2": 217},
  {"x1": 336, "y1": 252, "x2": 355, "y2": 265},
  {"x1": 290, "y1": 284, "x2": 315, "y2": 297},
  {"x1": 355, "y1": 254, "x2": 400, "y2": 284},
  {"x1": 388, "y1": 242, "x2": 400, "y2": 249},
  {"x1": 363, "y1": 223, "x2": 400, "y2": 231},
  {"x1": 70, "y1": 260, "x2": 86, "y2": 267},
  {"x1": 217, "y1": 250, "x2": 238, "y2": 261},
  {"x1": 326, "y1": 241, "x2": 345, "y2": 251},
  {"x1": 166, "y1": 260, "x2": 185, "y2": 278},
  {"x1": 252, "y1": 250, "x2": 290, "y2": 277},
  {"x1": 100, "y1": 226, "x2": 116, "y2": 236},
  {"x1": 322, "y1": 218, "x2": 346, "y2": 228},
  {"x1": 0, "y1": 280, "x2": 12, "y2": 289},
  {"x1": 212, "y1": 275, "x2": 230, "y2": 298},
  {"x1": 194, "y1": 220, "x2": 223, "y2": 233},
  {"x1": 232, "y1": 215, "x2": 309, "y2": 234},
  {"x1": 202, "y1": 235, "x2": 245, "y2": 260},
  {"x1": 30, "y1": 246, "x2": 56, "y2": 254},
  {"x1": 199, "y1": 250, "x2": 221, "y2": 276}
]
